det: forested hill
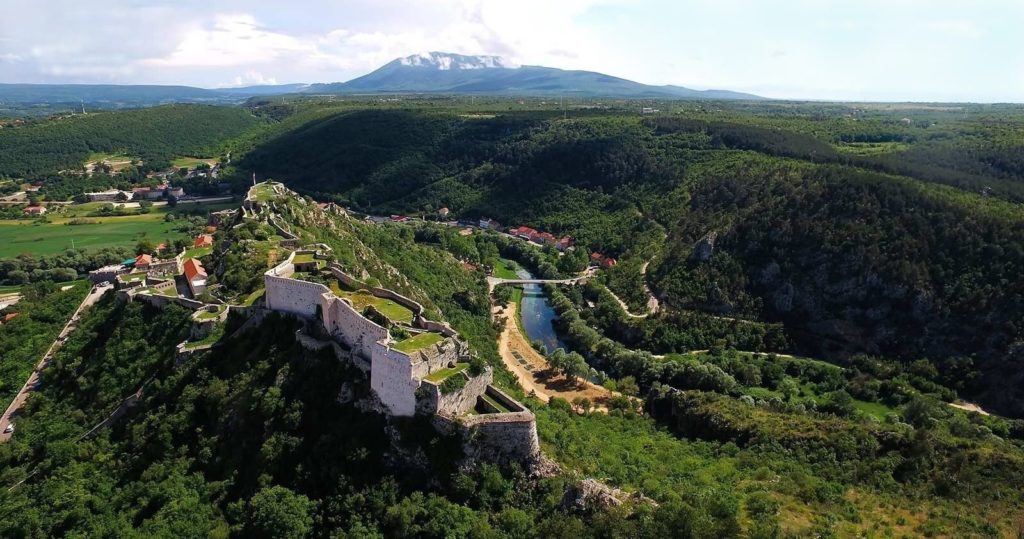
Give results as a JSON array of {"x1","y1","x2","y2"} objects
[
  {"x1": 0, "y1": 105, "x2": 262, "y2": 178},
  {"x1": 240, "y1": 103, "x2": 1024, "y2": 417}
]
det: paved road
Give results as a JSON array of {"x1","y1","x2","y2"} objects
[{"x1": 0, "y1": 283, "x2": 112, "y2": 442}]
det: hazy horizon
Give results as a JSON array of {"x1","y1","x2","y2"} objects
[{"x1": 2, "y1": 0, "x2": 1021, "y2": 102}]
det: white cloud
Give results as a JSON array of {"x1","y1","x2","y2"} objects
[{"x1": 142, "y1": 14, "x2": 316, "y2": 68}]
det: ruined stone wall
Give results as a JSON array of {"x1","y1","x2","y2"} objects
[
  {"x1": 409, "y1": 337, "x2": 464, "y2": 380},
  {"x1": 131, "y1": 292, "x2": 205, "y2": 311},
  {"x1": 460, "y1": 386, "x2": 540, "y2": 464},
  {"x1": 418, "y1": 320, "x2": 459, "y2": 338},
  {"x1": 435, "y1": 368, "x2": 492, "y2": 416},
  {"x1": 328, "y1": 264, "x2": 363, "y2": 289},
  {"x1": 368, "y1": 287, "x2": 424, "y2": 318},
  {"x1": 370, "y1": 342, "x2": 419, "y2": 417},
  {"x1": 147, "y1": 258, "x2": 181, "y2": 276},
  {"x1": 322, "y1": 295, "x2": 388, "y2": 359}
]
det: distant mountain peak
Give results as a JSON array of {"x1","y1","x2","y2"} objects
[{"x1": 397, "y1": 52, "x2": 518, "y2": 70}]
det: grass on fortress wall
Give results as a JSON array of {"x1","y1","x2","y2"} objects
[
  {"x1": 392, "y1": 332, "x2": 443, "y2": 353},
  {"x1": 336, "y1": 288, "x2": 414, "y2": 324}
]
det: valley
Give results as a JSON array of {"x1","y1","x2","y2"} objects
[{"x1": 0, "y1": 96, "x2": 1022, "y2": 537}]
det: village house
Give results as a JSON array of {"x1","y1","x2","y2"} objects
[
  {"x1": 194, "y1": 234, "x2": 214, "y2": 248},
  {"x1": 167, "y1": 186, "x2": 185, "y2": 198},
  {"x1": 183, "y1": 258, "x2": 207, "y2": 297},
  {"x1": 134, "y1": 253, "x2": 153, "y2": 271},
  {"x1": 22, "y1": 206, "x2": 46, "y2": 216},
  {"x1": 438, "y1": 207, "x2": 450, "y2": 218},
  {"x1": 555, "y1": 236, "x2": 574, "y2": 251}
]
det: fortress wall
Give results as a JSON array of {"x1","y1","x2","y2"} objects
[
  {"x1": 149, "y1": 280, "x2": 177, "y2": 294},
  {"x1": 370, "y1": 342, "x2": 419, "y2": 417},
  {"x1": 264, "y1": 275, "x2": 328, "y2": 318},
  {"x1": 436, "y1": 368, "x2": 492, "y2": 417},
  {"x1": 322, "y1": 296, "x2": 388, "y2": 359},
  {"x1": 328, "y1": 264, "x2": 363, "y2": 289},
  {"x1": 418, "y1": 320, "x2": 459, "y2": 338},
  {"x1": 409, "y1": 337, "x2": 463, "y2": 380},
  {"x1": 459, "y1": 386, "x2": 539, "y2": 462},
  {"x1": 368, "y1": 287, "x2": 424, "y2": 318},
  {"x1": 131, "y1": 292, "x2": 205, "y2": 311}
]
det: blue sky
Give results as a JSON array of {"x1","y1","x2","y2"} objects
[{"x1": 1, "y1": 0, "x2": 1020, "y2": 102}]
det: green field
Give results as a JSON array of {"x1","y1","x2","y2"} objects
[
  {"x1": 493, "y1": 258, "x2": 520, "y2": 279},
  {"x1": 0, "y1": 213, "x2": 186, "y2": 258},
  {"x1": 171, "y1": 156, "x2": 218, "y2": 169}
]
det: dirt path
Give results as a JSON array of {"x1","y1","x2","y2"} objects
[
  {"x1": 495, "y1": 302, "x2": 614, "y2": 410},
  {"x1": 948, "y1": 401, "x2": 990, "y2": 416}
]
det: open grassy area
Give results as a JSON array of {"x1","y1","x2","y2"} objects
[
  {"x1": 424, "y1": 362, "x2": 469, "y2": 383},
  {"x1": 0, "y1": 285, "x2": 21, "y2": 295},
  {"x1": 293, "y1": 253, "x2": 315, "y2": 264},
  {"x1": 0, "y1": 203, "x2": 232, "y2": 258},
  {"x1": 182, "y1": 245, "x2": 213, "y2": 260},
  {"x1": 392, "y1": 332, "x2": 443, "y2": 353},
  {"x1": 241, "y1": 287, "x2": 264, "y2": 306},
  {"x1": 249, "y1": 183, "x2": 277, "y2": 202},
  {"x1": 0, "y1": 217, "x2": 184, "y2": 258},
  {"x1": 195, "y1": 306, "x2": 226, "y2": 320},
  {"x1": 336, "y1": 288, "x2": 415, "y2": 324},
  {"x1": 834, "y1": 141, "x2": 911, "y2": 156},
  {"x1": 171, "y1": 156, "x2": 218, "y2": 169},
  {"x1": 493, "y1": 258, "x2": 520, "y2": 279},
  {"x1": 480, "y1": 392, "x2": 511, "y2": 413},
  {"x1": 84, "y1": 152, "x2": 138, "y2": 173}
]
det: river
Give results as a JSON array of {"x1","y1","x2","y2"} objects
[{"x1": 515, "y1": 267, "x2": 568, "y2": 353}]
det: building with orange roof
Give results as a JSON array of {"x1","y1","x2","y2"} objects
[
  {"x1": 194, "y1": 234, "x2": 214, "y2": 248},
  {"x1": 134, "y1": 253, "x2": 153, "y2": 270},
  {"x1": 183, "y1": 258, "x2": 208, "y2": 297}
]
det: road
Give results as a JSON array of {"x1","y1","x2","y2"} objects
[
  {"x1": 486, "y1": 268, "x2": 595, "y2": 293},
  {"x1": 0, "y1": 283, "x2": 111, "y2": 442}
]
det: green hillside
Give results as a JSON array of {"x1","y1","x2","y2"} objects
[
  {"x1": 0, "y1": 104, "x2": 262, "y2": 178},
  {"x1": 240, "y1": 102, "x2": 1024, "y2": 417}
]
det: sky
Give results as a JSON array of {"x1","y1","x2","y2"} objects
[{"x1": 1, "y1": 0, "x2": 1021, "y2": 102}]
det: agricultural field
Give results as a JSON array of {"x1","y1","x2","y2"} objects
[
  {"x1": 83, "y1": 152, "x2": 138, "y2": 174},
  {"x1": 0, "y1": 205, "x2": 227, "y2": 258},
  {"x1": 171, "y1": 156, "x2": 218, "y2": 169}
]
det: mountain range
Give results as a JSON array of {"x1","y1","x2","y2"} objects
[{"x1": 0, "y1": 52, "x2": 761, "y2": 109}]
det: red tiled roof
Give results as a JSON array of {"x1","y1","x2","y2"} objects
[
  {"x1": 183, "y1": 258, "x2": 206, "y2": 281},
  {"x1": 2, "y1": 313, "x2": 18, "y2": 322},
  {"x1": 22, "y1": 206, "x2": 45, "y2": 214},
  {"x1": 135, "y1": 254, "x2": 153, "y2": 266},
  {"x1": 193, "y1": 234, "x2": 213, "y2": 247}
]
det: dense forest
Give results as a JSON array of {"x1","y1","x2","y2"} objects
[
  {"x1": 236, "y1": 100, "x2": 1024, "y2": 417},
  {"x1": 0, "y1": 104, "x2": 261, "y2": 178}
]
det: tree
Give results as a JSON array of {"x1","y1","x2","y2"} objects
[
  {"x1": 136, "y1": 239, "x2": 155, "y2": 255},
  {"x1": 778, "y1": 377, "x2": 800, "y2": 402},
  {"x1": 618, "y1": 376, "x2": 639, "y2": 397},
  {"x1": 138, "y1": 199, "x2": 153, "y2": 213},
  {"x1": 246, "y1": 486, "x2": 313, "y2": 539}
]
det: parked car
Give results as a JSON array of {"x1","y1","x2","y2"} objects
[{"x1": 3, "y1": 423, "x2": 14, "y2": 434}]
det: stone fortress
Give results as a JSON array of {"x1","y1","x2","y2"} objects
[
  {"x1": 264, "y1": 248, "x2": 541, "y2": 464},
  {"x1": 114, "y1": 180, "x2": 541, "y2": 466},
  {"x1": 254, "y1": 182, "x2": 541, "y2": 465}
]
